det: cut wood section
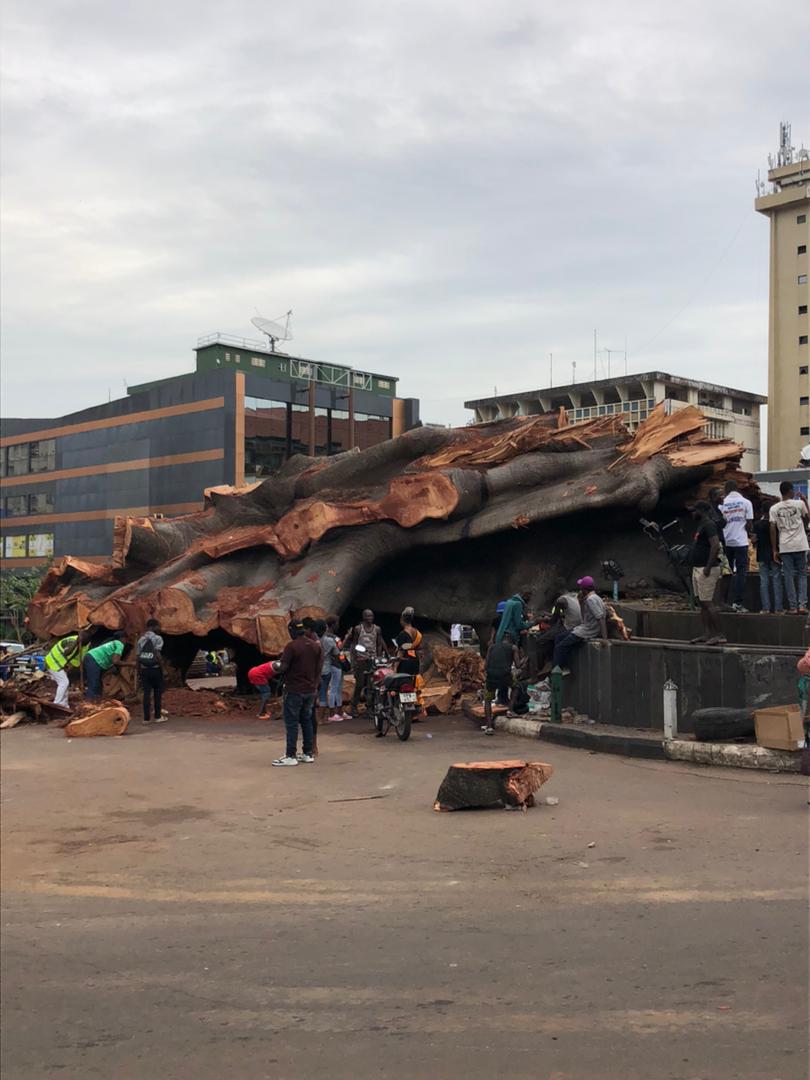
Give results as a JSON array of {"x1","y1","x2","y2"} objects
[
  {"x1": 64, "y1": 704, "x2": 130, "y2": 737},
  {"x1": 615, "y1": 403, "x2": 705, "y2": 464},
  {"x1": 434, "y1": 759, "x2": 554, "y2": 811}
]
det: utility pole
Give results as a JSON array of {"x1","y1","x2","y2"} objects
[
  {"x1": 593, "y1": 329, "x2": 598, "y2": 380},
  {"x1": 549, "y1": 353, "x2": 553, "y2": 387}
]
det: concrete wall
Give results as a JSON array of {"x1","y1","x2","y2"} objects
[{"x1": 564, "y1": 639, "x2": 802, "y2": 732}]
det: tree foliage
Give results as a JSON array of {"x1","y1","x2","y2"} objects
[{"x1": 0, "y1": 567, "x2": 49, "y2": 643}]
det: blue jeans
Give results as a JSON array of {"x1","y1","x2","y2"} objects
[
  {"x1": 328, "y1": 668, "x2": 343, "y2": 710},
  {"x1": 758, "y1": 561, "x2": 783, "y2": 612},
  {"x1": 283, "y1": 692, "x2": 314, "y2": 758},
  {"x1": 552, "y1": 631, "x2": 585, "y2": 669},
  {"x1": 726, "y1": 545, "x2": 749, "y2": 606},
  {"x1": 83, "y1": 655, "x2": 103, "y2": 700},
  {"x1": 256, "y1": 683, "x2": 272, "y2": 715},
  {"x1": 781, "y1": 550, "x2": 808, "y2": 610}
]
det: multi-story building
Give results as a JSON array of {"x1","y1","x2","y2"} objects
[
  {"x1": 465, "y1": 371, "x2": 764, "y2": 472},
  {"x1": 0, "y1": 333, "x2": 419, "y2": 569},
  {"x1": 755, "y1": 121, "x2": 810, "y2": 470}
]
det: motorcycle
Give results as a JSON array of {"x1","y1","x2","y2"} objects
[{"x1": 354, "y1": 644, "x2": 417, "y2": 741}]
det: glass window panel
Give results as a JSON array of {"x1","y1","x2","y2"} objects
[
  {"x1": 28, "y1": 533, "x2": 54, "y2": 557},
  {"x1": 244, "y1": 397, "x2": 289, "y2": 480},
  {"x1": 4, "y1": 535, "x2": 27, "y2": 558},
  {"x1": 29, "y1": 439, "x2": 55, "y2": 473},
  {"x1": 7, "y1": 444, "x2": 29, "y2": 476},
  {"x1": 5, "y1": 495, "x2": 28, "y2": 516},
  {"x1": 29, "y1": 492, "x2": 55, "y2": 514}
]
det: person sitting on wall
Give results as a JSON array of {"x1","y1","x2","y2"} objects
[
  {"x1": 551, "y1": 576, "x2": 608, "y2": 675},
  {"x1": 688, "y1": 501, "x2": 726, "y2": 646}
]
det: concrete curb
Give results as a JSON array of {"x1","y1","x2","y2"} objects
[
  {"x1": 491, "y1": 714, "x2": 667, "y2": 760},
  {"x1": 664, "y1": 739, "x2": 802, "y2": 772}
]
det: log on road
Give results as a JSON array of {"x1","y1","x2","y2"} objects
[{"x1": 434, "y1": 759, "x2": 553, "y2": 811}]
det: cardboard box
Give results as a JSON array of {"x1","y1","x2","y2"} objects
[{"x1": 754, "y1": 704, "x2": 805, "y2": 751}]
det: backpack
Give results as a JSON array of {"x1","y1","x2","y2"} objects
[{"x1": 137, "y1": 634, "x2": 161, "y2": 669}]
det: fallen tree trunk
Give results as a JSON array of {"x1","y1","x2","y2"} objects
[
  {"x1": 434, "y1": 759, "x2": 554, "y2": 811},
  {"x1": 27, "y1": 404, "x2": 758, "y2": 656}
]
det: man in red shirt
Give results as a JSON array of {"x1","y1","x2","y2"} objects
[
  {"x1": 272, "y1": 620, "x2": 323, "y2": 767},
  {"x1": 248, "y1": 660, "x2": 278, "y2": 719}
]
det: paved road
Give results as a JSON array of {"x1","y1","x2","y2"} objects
[{"x1": 2, "y1": 714, "x2": 807, "y2": 1080}]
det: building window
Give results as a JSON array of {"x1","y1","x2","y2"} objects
[
  {"x1": 801, "y1": 336, "x2": 809, "y2": 345},
  {"x1": 279, "y1": 363, "x2": 286, "y2": 373},
  {"x1": 800, "y1": 275, "x2": 808, "y2": 284},
  {"x1": 801, "y1": 366, "x2": 809, "y2": 375},
  {"x1": 27, "y1": 533, "x2": 54, "y2": 557},
  {"x1": 28, "y1": 439, "x2": 55, "y2": 473},
  {"x1": 352, "y1": 373, "x2": 366, "y2": 388},
  {"x1": 3, "y1": 535, "x2": 27, "y2": 558},
  {"x1": 4, "y1": 495, "x2": 28, "y2": 516},
  {"x1": 0, "y1": 448, "x2": 5, "y2": 478},
  {"x1": 234, "y1": 353, "x2": 241, "y2": 363},
  {"x1": 28, "y1": 492, "x2": 55, "y2": 514},
  {"x1": 251, "y1": 356, "x2": 265, "y2": 368},
  {"x1": 799, "y1": 214, "x2": 807, "y2": 224},
  {"x1": 225, "y1": 352, "x2": 230, "y2": 361},
  {"x1": 801, "y1": 397, "x2": 809, "y2": 406},
  {"x1": 6, "y1": 444, "x2": 29, "y2": 477},
  {"x1": 800, "y1": 305, "x2": 808, "y2": 315},
  {"x1": 802, "y1": 427, "x2": 810, "y2": 437},
  {"x1": 378, "y1": 379, "x2": 391, "y2": 390},
  {"x1": 800, "y1": 246, "x2": 808, "y2": 256}
]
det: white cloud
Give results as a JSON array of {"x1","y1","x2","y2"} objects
[{"x1": 1, "y1": 0, "x2": 805, "y2": 448}]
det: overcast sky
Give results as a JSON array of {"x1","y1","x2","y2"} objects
[{"x1": 1, "y1": 1, "x2": 807, "y2": 442}]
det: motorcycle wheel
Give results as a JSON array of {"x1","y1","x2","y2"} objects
[
  {"x1": 373, "y1": 702, "x2": 387, "y2": 737},
  {"x1": 393, "y1": 705, "x2": 412, "y2": 742}
]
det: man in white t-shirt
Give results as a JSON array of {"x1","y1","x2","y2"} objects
[
  {"x1": 769, "y1": 481, "x2": 809, "y2": 612},
  {"x1": 720, "y1": 481, "x2": 754, "y2": 611},
  {"x1": 450, "y1": 623, "x2": 462, "y2": 647}
]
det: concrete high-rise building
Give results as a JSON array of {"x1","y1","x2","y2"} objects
[{"x1": 755, "y1": 122, "x2": 810, "y2": 470}]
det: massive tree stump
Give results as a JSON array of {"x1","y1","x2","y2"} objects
[{"x1": 434, "y1": 759, "x2": 553, "y2": 811}]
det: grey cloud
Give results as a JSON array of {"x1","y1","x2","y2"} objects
[{"x1": 2, "y1": 0, "x2": 807, "y2": 436}]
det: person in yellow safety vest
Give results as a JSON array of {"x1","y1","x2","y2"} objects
[{"x1": 44, "y1": 630, "x2": 91, "y2": 708}]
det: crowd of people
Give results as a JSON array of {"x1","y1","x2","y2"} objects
[{"x1": 691, "y1": 479, "x2": 809, "y2": 643}]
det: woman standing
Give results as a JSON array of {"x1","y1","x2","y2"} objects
[
  {"x1": 394, "y1": 607, "x2": 425, "y2": 714},
  {"x1": 318, "y1": 616, "x2": 345, "y2": 724}
]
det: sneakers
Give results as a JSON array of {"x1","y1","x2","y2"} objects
[
  {"x1": 257, "y1": 712, "x2": 272, "y2": 720},
  {"x1": 484, "y1": 726, "x2": 495, "y2": 736},
  {"x1": 271, "y1": 756, "x2": 299, "y2": 767},
  {"x1": 296, "y1": 753, "x2": 315, "y2": 763},
  {"x1": 559, "y1": 668, "x2": 572, "y2": 677},
  {"x1": 731, "y1": 603, "x2": 748, "y2": 613},
  {"x1": 327, "y1": 713, "x2": 344, "y2": 723}
]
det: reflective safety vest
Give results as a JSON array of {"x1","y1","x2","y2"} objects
[{"x1": 45, "y1": 636, "x2": 83, "y2": 672}]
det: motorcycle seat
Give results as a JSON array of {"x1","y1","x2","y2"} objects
[{"x1": 383, "y1": 673, "x2": 413, "y2": 689}]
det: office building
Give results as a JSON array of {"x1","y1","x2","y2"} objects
[
  {"x1": 755, "y1": 121, "x2": 810, "y2": 469},
  {"x1": 465, "y1": 371, "x2": 764, "y2": 472},
  {"x1": 0, "y1": 333, "x2": 419, "y2": 568}
]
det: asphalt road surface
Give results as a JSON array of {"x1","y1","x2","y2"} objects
[{"x1": 2, "y1": 714, "x2": 807, "y2": 1080}]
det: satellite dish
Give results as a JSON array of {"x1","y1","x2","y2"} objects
[{"x1": 251, "y1": 310, "x2": 293, "y2": 352}]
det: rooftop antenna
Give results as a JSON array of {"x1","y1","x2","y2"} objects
[{"x1": 251, "y1": 310, "x2": 293, "y2": 353}]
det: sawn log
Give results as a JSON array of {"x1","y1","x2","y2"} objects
[{"x1": 434, "y1": 759, "x2": 553, "y2": 811}]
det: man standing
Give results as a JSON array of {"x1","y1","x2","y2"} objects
[
  {"x1": 551, "y1": 577, "x2": 607, "y2": 674},
  {"x1": 753, "y1": 508, "x2": 783, "y2": 613},
  {"x1": 770, "y1": 481, "x2": 810, "y2": 613},
  {"x1": 82, "y1": 638, "x2": 126, "y2": 701},
  {"x1": 450, "y1": 623, "x2": 462, "y2": 648},
  {"x1": 137, "y1": 620, "x2": 165, "y2": 724},
  {"x1": 272, "y1": 620, "x2": 322, "y2": 767},
  {"x1": 719, "y1": 481, "x2": 754, "y2": 612},
  {"x1": 343, "y1": 609, "x2": 387, "y2": 717},
  {"x1": 44, "y1": 629, "x2": 91, "y2": 707},
  {"x1": 482, "y1": 631, "x2": 520, "y2": 735},
  {"x1": 689, "y1": 501, "x2": 725, "y2": 644},
  {"x1": 495, "y1": 589, "x2": 533, "y2": 645}
]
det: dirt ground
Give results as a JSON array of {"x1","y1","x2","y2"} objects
[{"x1": 1, "y1": 712, "x2": 808, "y2": 1080}]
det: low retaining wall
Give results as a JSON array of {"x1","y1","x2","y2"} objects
[
  {"x1": 564, "y1": 639, "x2": 802, "y2": 733},
  {"x1": 616, "y1": 605, "x2": 806, "y2": 649}
]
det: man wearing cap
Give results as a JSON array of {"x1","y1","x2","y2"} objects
[
  {"x1": 551, "y1": 576, "x2": 607, "y2": 674},
  {"x1": 272, "y1": 620, "x2": 322, "y2": 767}
]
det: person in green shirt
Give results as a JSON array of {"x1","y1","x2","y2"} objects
[{"x1": 83, "y1": 639, "x2": 126, "y2": 701}]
